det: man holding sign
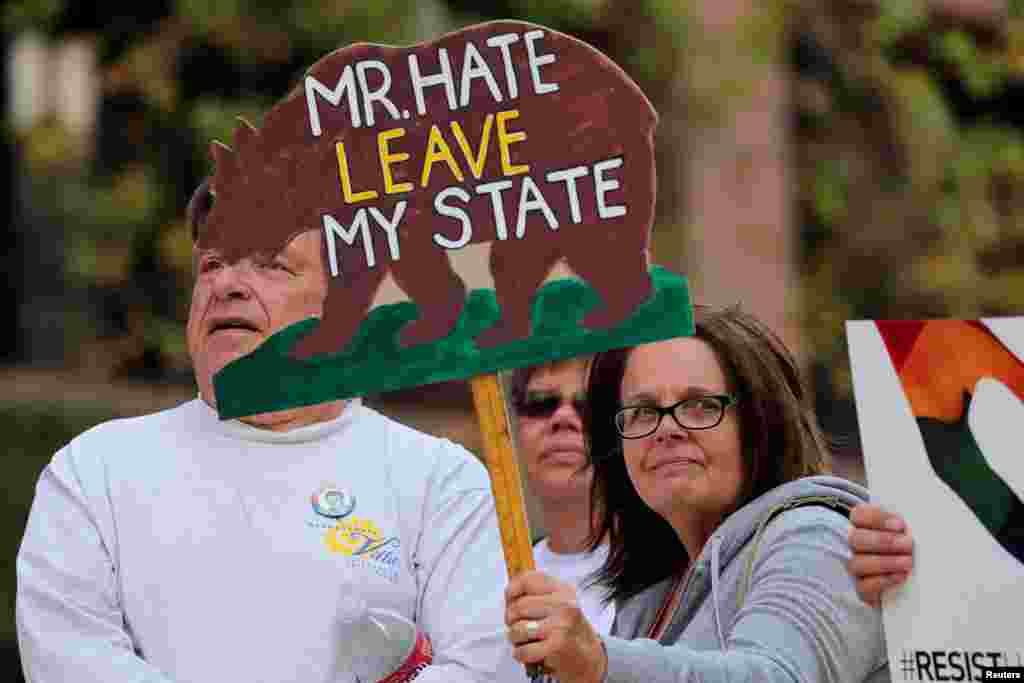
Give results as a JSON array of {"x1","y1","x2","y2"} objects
[{"x1": 16, "y1": 187, "x2": 522, "y2": 683}]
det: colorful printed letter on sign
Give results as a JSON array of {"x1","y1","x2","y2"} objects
[{"x1": 201, "y1": 20, "x2": 693, "y2": 418}]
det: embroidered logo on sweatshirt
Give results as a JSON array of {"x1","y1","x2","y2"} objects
[{"x1": 325, "y1": 516, "x2": 401, "y2": 582}]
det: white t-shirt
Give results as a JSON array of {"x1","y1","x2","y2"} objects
[
  {"x1": 533, "y1": 538, "x2": 616, "y2": 635},
  {"x1": 17, "y1": 399, "x2": 520, "y2": 683}
]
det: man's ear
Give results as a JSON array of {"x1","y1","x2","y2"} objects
[{"x1": 186, "y1": 178, "x2": 214, "y2": 243}]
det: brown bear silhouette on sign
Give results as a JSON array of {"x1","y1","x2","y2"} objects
[{"x1": 198, "y1": 21, "x2": 658, "y2": 358}]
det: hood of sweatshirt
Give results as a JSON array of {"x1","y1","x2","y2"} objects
[{"x1": 614, "y1": 474, "x2": 871, "y2": 646}]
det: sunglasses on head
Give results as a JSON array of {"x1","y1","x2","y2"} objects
[{"x1": 514, "y1": 393, "x2": 587, "y2": 419}]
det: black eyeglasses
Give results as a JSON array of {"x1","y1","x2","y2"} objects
[
  {"x1": 614, "y1": 395, "x2": 737, "y2": 439},
  {"x1": 514, "y1": 393, "x2": 586, "y2": 419}
]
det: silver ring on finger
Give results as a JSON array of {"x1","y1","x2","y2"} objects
[{"x1": 523, "y1": 619, "x2": 541, "y2": 641}]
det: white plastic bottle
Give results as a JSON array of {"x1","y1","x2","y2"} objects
[{"x1": 337, "y1": 593, "x2": 433, "y2": 683}]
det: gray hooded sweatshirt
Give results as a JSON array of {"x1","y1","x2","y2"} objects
[{"x1": 602, "y1": 475, "x2": 890, "y2": 683}]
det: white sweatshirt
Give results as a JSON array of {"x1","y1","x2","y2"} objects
[{"x1": 17, "y1": 399, "x2": 521, "y2": 683}]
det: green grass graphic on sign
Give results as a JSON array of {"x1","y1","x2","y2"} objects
[{"x1": 214, "y1": 266, "x2": 693, "y2": 418}]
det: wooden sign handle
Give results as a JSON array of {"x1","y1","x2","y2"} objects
[
  {"x1": 469, "y1": 373, "x2": 546, "y2": 680},
  {"x1": 469, "y1": 373, "x2": 535, "y2": 575}
]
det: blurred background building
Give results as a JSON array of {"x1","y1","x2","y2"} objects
[{"x1": 2, "y1": 0, "x2": 1022, "y2": 679}]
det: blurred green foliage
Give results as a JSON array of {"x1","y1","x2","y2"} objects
[
  {"x1": 1, "y1": 0, "x2": 61, "y2": 33},
  {"x1": 797, "y1": 2, "x2": 1024, "y2": 396},
  {"x1": 179, "y1": 0, "x2": 421, "y2": 58},
  {"x1": 190, "y1": 97, "x2": 272, "y2": 149},
  {"x1": 874, "y1": 0, "x2": 928, "y2": 49}
]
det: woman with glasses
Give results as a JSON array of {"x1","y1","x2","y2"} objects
[
  {"x1": 508, "y1": 358, "x2": 616, "y2": 635},
  {"x1": 504, "y1": 305, "x2": 889, "y2": 683}
]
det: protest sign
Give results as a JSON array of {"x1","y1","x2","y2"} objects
[
  {"x1": 847, "y1": 318, "x2": 1024, "y2": 680},
  {"x1": 198, "y1": 20, "x2": 693, "y2": 419}
]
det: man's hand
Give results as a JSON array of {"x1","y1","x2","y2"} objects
[
  {"x1": 848, "y1": 504, "x2": 914, "y2": 607},
  {"x1": 505, "y1": 570, "x2": 607, "y2": 683}
]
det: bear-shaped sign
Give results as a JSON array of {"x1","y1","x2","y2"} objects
[{"x1": 198, "y1": 20, "x2": 694, "y2": 418}]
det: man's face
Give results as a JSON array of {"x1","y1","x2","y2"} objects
[{"x1": 187, "y1": 230, "x2": 327, "y2": 407}]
